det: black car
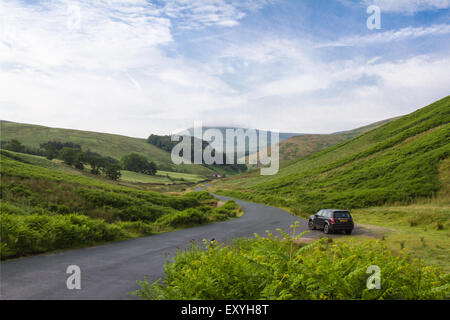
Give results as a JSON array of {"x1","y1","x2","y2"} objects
[{"x1": 308, "y1": 209, "x2": 354, "y2": 234}]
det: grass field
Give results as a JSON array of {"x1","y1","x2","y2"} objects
[
  {"x1": 345, "y1": 203, "x2": 450, "y2": 271},
  {"x1": 121, "y1": 170, "x2": 204, "y2": 184},
  {"x1": 0, "y1": 120, "x2": 216, "y2": 176}
]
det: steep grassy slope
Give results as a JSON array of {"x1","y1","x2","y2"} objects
[
  {"x1": 214, "y1": 96, "x2": 450, "y2": 214},
  {"x1": 0, "y1": 153, "x2": 240, "y2": 259},
  {"x1": 0, "y1": 121, "x2": 215, "y2": 176},
  {"x1": 276, "y1": 118, "x2": 396, "y2": 162}
]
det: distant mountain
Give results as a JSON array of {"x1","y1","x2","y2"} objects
[{"x1": 186, "y1": 126, "x2": 302, "y2": 154}]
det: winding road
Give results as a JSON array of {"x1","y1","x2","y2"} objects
[{"x1": 0, "y1": 195, "x2": 366, "y2": 300}]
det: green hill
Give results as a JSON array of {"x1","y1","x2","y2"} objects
[
  {"x1": 276, "y1": 118, "x2": 396, "y2": 163},
  {"x1": 244, "y1": 118, "x2": 396, "y2": 165},
  {"x1": 0, "y1": 121, "x2": 214, "y2": 176},
  {"x1": 214, "y1": 96, "x2": 450, "y2": 213}
]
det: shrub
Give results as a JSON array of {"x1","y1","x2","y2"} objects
[
  {"x1": 212, "y1": 200, "x2": 239, "y2": 220},
  {"x1": 0, "y1": 213, "x2": 125, "y2": 259},
  {"x1": 118, "y1": 221, "x2": 154, "y2": 236},
  {"x1": 156, "y1": 208, "x2": 209, "y2": 228},
  {"x1": 183, "y1": 191, "x2": 215, "y2": 201},
  {"x1": 135, "y1": 227, "x2": 449, "y2": 300}
]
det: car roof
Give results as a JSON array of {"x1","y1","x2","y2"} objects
[{"x1": 321, "y1": 209, "x2": 350, "y2": 212}]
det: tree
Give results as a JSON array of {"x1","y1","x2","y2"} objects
[
  {"x1": 40, "y1": 141, "x2": 80, "y2": 160},
  {"x1": 5, "y1": 139, "x2": 25, "y2": 153},
  {"x1": 59, "y1": 147, "x2": 82, "y2": 167},
  {"x1": 121, "y1": 153, "x2": 157, "y2": 175},
  {"x1": 104, "y1": 163, "x2": 122, "y2": 180},
  {"x1": 144, "y1": 161, "x2": 157, "y2": 175},
  {"x1": 84, "y1": 151, "x2": 104, "y2": 175}
]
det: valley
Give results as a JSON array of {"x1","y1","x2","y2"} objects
[{"x1": 1, "y1": 96, "x2": 449, "y2": 299}]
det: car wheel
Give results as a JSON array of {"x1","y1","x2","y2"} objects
[
  {"x1": 308, "y1": 220, "x2": 316, "y2": 230},
  {"x1": 324, "y1": 224, "x2": 331, "y2": 234},
  {"x1": 345, "y1": 229, "x2": 352, "y2": 235}
]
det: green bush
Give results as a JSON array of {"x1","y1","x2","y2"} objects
[
  {"x1": 183, "y1": 191, "x2": 215, "y2": 201},
  {"x1": 135, "y1": 227, "x2": 449, "y2": 300},
  {"x1": 118, "y1": 221, "x2": 154, "y2": 236},
  {"x1": 156, "y1": 208, "x2": 209, "y2": 228},
  {"x1": 212, "y1": 200, "x2": 239, "y2": 220},
  {"x1": 0, "y1": 213, "x2": 125, "y2": 259}
]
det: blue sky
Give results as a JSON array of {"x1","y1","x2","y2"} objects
[{"x1": 0, "y1": 0, "x2": 449, "y2": 136}]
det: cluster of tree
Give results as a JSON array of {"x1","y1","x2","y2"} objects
[
  {"x1": 121, "y1": 153, "x2": 157, "y2": 175},
  {"x1": 147, "y1": 134, "x2": 247, "y2": 174},
  {"x1": 147, "y1": 134, "x2": 177, "y2": 153},
  {"x1": 1, "y1": 138, "x2": 161, "y2": 180},
  {"x1": 52, "y1": 147, "x2": 122, "y2": 180},
  {"x1": 1, "y1": 139, "x2": 122, "y2": 180},
  {"x1": 40, "y1": 141, "x2": 82, "y2": 160},
  {"x1": 1, "y1": 139, "x2": 46, "y2": 156}
]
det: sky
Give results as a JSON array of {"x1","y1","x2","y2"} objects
[{"x1": 0, "y1": 0, "x2": 449, "y2": 137}]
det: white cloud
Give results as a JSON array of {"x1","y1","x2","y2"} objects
[
  {"x1": 0, "y1": 0, "x2": 172, "y2": 72},
  {"x1": 0, "y1": 0, "x2": 244, "y2": 136},
  {"x1": 217, "y1": 38, "x2": 450, "y2": 133},
  {"x1": 162, "y1": 0, "x2": 271, "y2": 29},
  {"x1": 361, "y1": 0, "x2": 450, "y2": 14},
  {"x1": 0, "y1": 0, "x2": 449, "y2": 138}
]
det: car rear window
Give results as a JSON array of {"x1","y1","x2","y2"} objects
[{"x1": 334, "y1": 211, "x2": 351, "y2": 218}]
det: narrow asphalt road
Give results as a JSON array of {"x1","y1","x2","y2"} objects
[{"x1": 0, "y1": 196, "x2": 365, "y2": 300}]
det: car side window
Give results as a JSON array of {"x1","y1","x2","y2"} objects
[{"x1": 325, "y1": 211, "x2": 332, "y2": 218}]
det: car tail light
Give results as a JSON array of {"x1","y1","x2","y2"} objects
[{"x1": 330, "y1": 218, "x2": 336, "y2": 224}]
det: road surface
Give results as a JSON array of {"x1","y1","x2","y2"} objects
[{"x1": 0, "y1": 195, "x2": 365, "y2": 300}]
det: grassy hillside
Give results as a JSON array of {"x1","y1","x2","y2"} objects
[
  {"x1": 2, "y1": 150, "x2": 205, "y2": 188},
  {"x1": 276, "y1": 118, "x2": 396, "y2": 163},
  {"x1": 0, "y1": 121, "x2": 215, "y2": 176},
  {"x1": 0, "y1": 152, "x2": 241, "y2": 259},
  {"x1": 213, "y1": 96, "x2": 450, "y2": 213}
]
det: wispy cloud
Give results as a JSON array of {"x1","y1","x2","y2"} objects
[
  {"x1": 361, "y1": 0, "x2": 450, "y2": 14},
  {"x1": 0, "y1": 0, "x2": 172, "y2": 72},
  {"x1": 162, "y1": 0, "x2": 271, "y2": 29},
  {"x1": 318, "y1": 24, "x2": 450, "y2": 47}
]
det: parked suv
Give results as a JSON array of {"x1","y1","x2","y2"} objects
[{"x1": 308, "y1": 209, "x2": 354, "y2": 234}]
